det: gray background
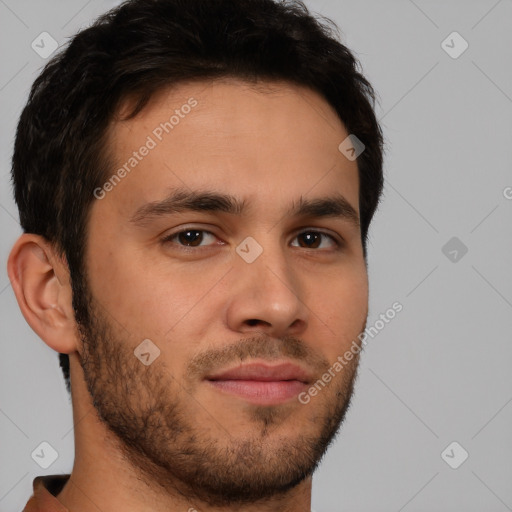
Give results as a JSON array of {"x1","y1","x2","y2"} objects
[{"x1": 1, "y1": 0, "x2": 511, "y2": 511}]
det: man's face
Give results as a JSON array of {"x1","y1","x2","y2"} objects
[{"x1": 78, "y1": 79, "x2": 369, "y2": 506}]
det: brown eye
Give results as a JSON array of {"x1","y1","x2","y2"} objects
[
  {"x1": 176, "y1": 230, "x2": 203, "y2": 246},
  {"x1": 161, "y1": 229, "x2": 218, "y2": 248},
  {"x1": 292, "y1": 230, "x2": 339, "y2": 250},
  {"x1": 297, "y1": 231, "x2": 321, "y2": 248}
]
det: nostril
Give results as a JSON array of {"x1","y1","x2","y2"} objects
[{"x1": 246, "y1": 319, "x2": 259, "y2": 326}]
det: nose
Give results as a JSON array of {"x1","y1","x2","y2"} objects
[{"x1": 224, "y1": 237, "x2": 309, "y2": 338}]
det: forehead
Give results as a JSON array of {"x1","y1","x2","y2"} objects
[{"x1": 100, "y1": 78, "x2": 360, "y2": 221}]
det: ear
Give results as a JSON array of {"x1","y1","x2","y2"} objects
[{"x1": 7, "y1": 233, "x2": 78, "y2": 354}]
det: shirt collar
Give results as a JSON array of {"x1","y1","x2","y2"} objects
[{"x1": 23, "y1": 474, "x2": 71, "y2": 512}]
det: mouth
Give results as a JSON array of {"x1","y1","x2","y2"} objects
[{"x1": 205, "y1": 361, "x2": 313, "y2": 405}]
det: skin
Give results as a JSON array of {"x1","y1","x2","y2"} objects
[{"x1": 8, "y1": 78, "x2": 369, "y2": 512}]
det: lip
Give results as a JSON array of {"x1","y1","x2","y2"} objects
[
  {"x1": 206, "y1": 361, "x2": 314, "y2": 384},
  {"x1": 205, "y1": 361, "x2": 313, "y2": 406}
]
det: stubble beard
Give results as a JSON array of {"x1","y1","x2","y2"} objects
[{"x1": 74, "y1": 282, "x2": 364, "y2": 507}]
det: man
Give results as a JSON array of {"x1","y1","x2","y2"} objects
[{"x1": 8, "y1": 0, "x2": 384, "y2": 510}]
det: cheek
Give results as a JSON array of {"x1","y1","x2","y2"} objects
[
  {"x1": 89, "y1": 249, "x2": 225, "y2": 342},
  {"x1": 315, "y1": 267, "x2": 369, "y2": 346}
]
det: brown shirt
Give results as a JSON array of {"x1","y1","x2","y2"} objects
[{"x1": 23, "y1": 474, "x2": 70, "y2": 512}]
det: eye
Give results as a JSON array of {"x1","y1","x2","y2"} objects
[
  {"x1": 161, "y1": 227, "x2": 341, "y2": 251},
  {"x1": 291, "y1": 230, "x2": 341, "y2": 250},
  {"x1": 161, "y1": 228, "x2": 219, "y2": 248}
]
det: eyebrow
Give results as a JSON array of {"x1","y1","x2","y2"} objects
[{"x1": 129, "y1": 187, "x2": 360, "y2": 229}]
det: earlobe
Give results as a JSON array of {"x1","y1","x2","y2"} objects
[{"x1": 7, "y1": 233, "x2": 78, "y2": 355}]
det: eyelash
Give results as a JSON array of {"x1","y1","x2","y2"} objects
[{"x1": 160, "y1": 227, "x2": 342, "y2": 251}]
